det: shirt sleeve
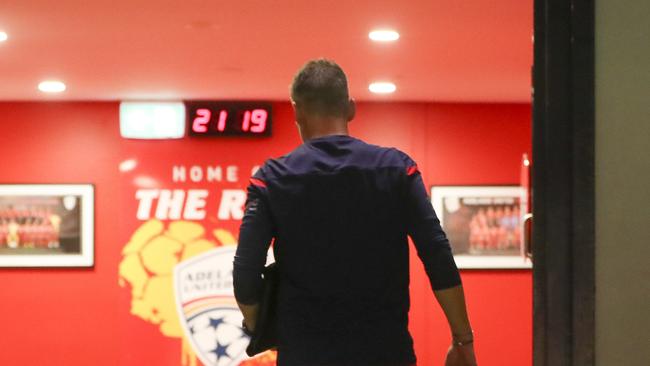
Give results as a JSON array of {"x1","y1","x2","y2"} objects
[
  {"x1": 232, "y1": 175, "x2": 275, "y2": 305},
  {"x1": 404, "y1": 158, "x2": 462, "y2": 291}
]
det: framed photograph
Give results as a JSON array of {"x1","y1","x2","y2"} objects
[
  {"x1": 431, "y1": 185, "x2": 531, "y2": 269},
  {"x1": 0, "y1": 184, "x2": 94, "y2": 267}
]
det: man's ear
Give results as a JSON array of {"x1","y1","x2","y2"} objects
[
  {"x1": 292, "y1": 101, "x2": 305, "y2": 126},
  {"x1": 347, "y1": 99, "x2": 356, "y2": 122}
]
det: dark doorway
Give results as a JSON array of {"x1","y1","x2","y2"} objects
[{"x1": 532, "y1": 0, "x2": 595, "y2": 365}]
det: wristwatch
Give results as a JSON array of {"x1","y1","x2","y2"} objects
[
  {"x1": 453, "y1": 338, "x2": 474, "y2": 347},
  {"x1": 452, "y1": 331, "x2": 474, "y2": 347}
]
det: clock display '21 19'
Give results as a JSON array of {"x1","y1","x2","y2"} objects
[{"x1": 186, "y1": 101, "x2": 272, "y2": 137}]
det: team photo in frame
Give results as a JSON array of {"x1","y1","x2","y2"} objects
[
  {"x1": 0, "y1": 184, "x2": 94, "y2": 267},
  {"x1": 431, "y1": 185, "x2": 531, "y2": 269}
]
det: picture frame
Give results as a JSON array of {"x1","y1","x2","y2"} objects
[
  {"x1": 0, "y1": 184, "x2": 94, "y2": 267},
  {"x1": 431, "y1": 185, "x2": 531, "y2": 269}
]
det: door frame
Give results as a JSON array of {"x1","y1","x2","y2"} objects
[{"x1": 532, "y1": 0, "x2": 595, "y2": 365}]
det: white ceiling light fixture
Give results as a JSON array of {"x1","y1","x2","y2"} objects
[
  {"x1": 369, "y1": 81, "x2": 397, "y2": 94},
  {"x1": 0, "y1": 31, "x2": 8, "y2": 42},
  {"x1": 369, "y1": 29, "x2": 400, "y2": 42},
  {"x1": 38, "y1": 80, "x2": 66, "y2": 93}
]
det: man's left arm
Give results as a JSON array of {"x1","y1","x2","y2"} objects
[
  {"x1": 403, "y1": 156, "x2": 476, "y2": 365},
  {"x1": 233, "y1": 180, "x2": 274, "y2": 332}
]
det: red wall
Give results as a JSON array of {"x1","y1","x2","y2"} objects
[{"x1": 0, "y1": 101, "x2": 531, "y2": 365}]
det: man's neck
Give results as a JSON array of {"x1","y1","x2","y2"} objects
[{"x1": 301, "y1": 119, "x2": 349, "y2": 141}]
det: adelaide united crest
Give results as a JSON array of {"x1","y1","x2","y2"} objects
[{"x1": 174, "y1": 247, "x2": 251, "y2": 366}]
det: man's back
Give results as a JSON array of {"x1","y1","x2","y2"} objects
[{"x1": 259, "y1": 135, "x2": 414, "y2": 365}]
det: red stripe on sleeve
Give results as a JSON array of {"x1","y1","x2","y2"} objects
[
  {"x1": 406, "y1": 165, "x2": 419, "y2": 176},
  {"x1": 249, "y1": 177, "x2": 267, "y2": 188}
]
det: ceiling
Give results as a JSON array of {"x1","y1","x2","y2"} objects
[{"x1": 0, "y1": 1, "x2": 532, "y2": 102}]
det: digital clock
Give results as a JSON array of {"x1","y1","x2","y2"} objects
[{"x1": 186, "y1": 101, "x2": 272, "y2": 137}]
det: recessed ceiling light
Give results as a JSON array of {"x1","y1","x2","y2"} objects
[
  {"x1": 0, "y1": 31, "x2": 8, "y2": 42},
  {"x1": 369, "y1": 29, "x2": 400, "y2": 42},
  {"x1": 369, "y1": 82, "x2": 396, "y2": 94},
  {"x1": 38, "y1": 80, "x2": 66, "y2": 93}
]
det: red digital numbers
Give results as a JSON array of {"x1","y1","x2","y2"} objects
[
  {"x1": 217, "y1": 110, "x2": 228, "y2": 132},
  {"x1": 251, "y1": 109, "x2": 268, "y2": 133},
  {"x1": 242, "y1": 109, "x2": 268, "y2": 133},
  {"x1": 190, "y1": 104, "x2": 270, "y2": 136},
  {"x1": 242, "y1": 110, "x2": 251, "y2": 132},
  {"x1": 192, "y1": 108, "x2": 211, "y2": 133}
]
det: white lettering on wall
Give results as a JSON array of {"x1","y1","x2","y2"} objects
[
  {"x1": 184, "y1": 190, "x2": 209, "y2": 220},
  {"x1": 135, "y1": 189, "x2": 209, "y2": 220},
  {"x1": 206, "y1": 166, "x2": 222, "y2": 182},
  {"x1": 172, "y1": 166, "x2": 186, "y2": 182},
  {"x1": 135, "y1": 190, "x2": 160, "y2": 220},
  {"x1": 226, "y1": 166, "x2": 238, "y2": 182},
  {"x1": 171, "y1": 165, "x2": 242, "y2": 183},
  {"x1": 190, "y1": 166, "x2": 203, "y2": 182},
  {"x1": 155, "y1": 189, "x2": 185, "y2": 220},
  {"x1": 218, "y1": 190, "x2": 246, "y2": 220}
]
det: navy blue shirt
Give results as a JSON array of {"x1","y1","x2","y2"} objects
[{"x1": 233, "y1": 135, "x2": 461, "y2": 365}]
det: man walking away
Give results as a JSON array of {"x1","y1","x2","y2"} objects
[{"x1": 234, "y1": 59, "x2": 477, "y2": 366}]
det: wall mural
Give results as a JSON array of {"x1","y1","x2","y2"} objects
[{"x1": 118, "y1": 157, "x2": 275, "y2": 366}]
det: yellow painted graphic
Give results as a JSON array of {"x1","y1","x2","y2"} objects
[{"x1": 119, "y1": 219, "x2": 276, "y2": 365}]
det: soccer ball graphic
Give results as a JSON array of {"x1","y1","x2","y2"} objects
[{"x1": 118, "y1": 219, "x2": 276, "y2": 366}]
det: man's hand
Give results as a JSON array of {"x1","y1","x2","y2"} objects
[
  {"x1": 237, "y1": 302, "x2": 260, "y2": 333},
  {"x1": 445, "y1": 343, "x2": 477, "y2": 366},
  {"x1": 433, "y1": 285, "x2": 477, "y2": 365}
]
